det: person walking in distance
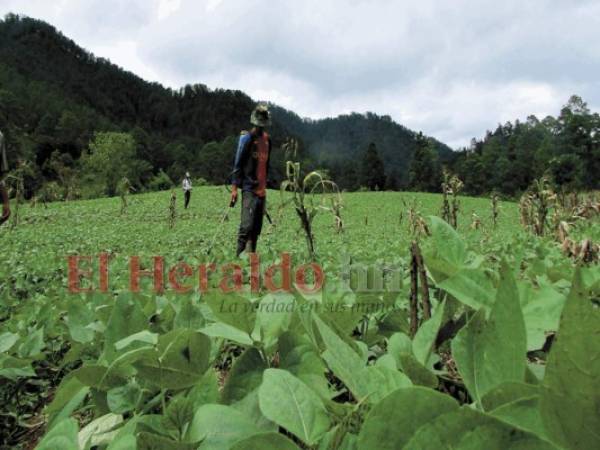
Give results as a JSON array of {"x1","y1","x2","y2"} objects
[
  {"x1": 0, "y1": 129, "x2": 10, "y2": 226},
  {"x1": 230, "y1": 104, "x2": 272, "y2": 256},
  {"x1": 182, "y1": 172, "x2": 192, "y2": 209}
]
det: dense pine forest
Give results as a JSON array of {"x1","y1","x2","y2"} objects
[{"x1": 0, "y1": 14, "x2": 598, "y2": 199}]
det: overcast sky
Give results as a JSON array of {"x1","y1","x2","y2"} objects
[{"x1": 1, "y1": 0, "x2": 599, "y2": 148}]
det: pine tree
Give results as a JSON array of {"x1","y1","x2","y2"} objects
[
  {"x1": 360, "y1": 143, "x2": 386, "y2": 190},
  {"x1": 408, "y1": 132, "x2": 441, "y2": 192}
]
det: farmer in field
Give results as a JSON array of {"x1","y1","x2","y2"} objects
[
  {"x1": 0, "y1": 129, "x2": 10, "y2": 226},
  {"x1": 230, "y1": 104, "x2": 272, "y2": 256},
  {"x1": 182, "y1": 172, "x2": 192, "y2": 209}
]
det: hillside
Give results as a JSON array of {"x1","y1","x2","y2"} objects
[{"x1": 0, "y1": 14, "x2": 450, "y2": 194}]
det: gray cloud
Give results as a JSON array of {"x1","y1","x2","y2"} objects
[{"x1": 1, "y1": 0, "x2": 598, "y2": 147}]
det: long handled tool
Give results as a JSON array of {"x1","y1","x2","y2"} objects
[{"x1": 206, "y1": 198, "x2": 236, "y2": 255}]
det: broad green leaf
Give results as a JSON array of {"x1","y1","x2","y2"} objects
[
  {"x1": 164, "y1": 396, "x2": 194, "y2": 434},
  {"x1": 481, "y1": 381, "x2": 539, "y2": 411},
  {"x1": 540, "y1": 269, "x2": 600, "y2": 450},
  {"x1": 278, "y1": 331, "x2": 329, "y2": 399},
  {"x1": 205, "y1": 292, "x2": 256, "y2": 335},
  {"x1": 200, "y1": 322, "x2": 253, "y2": 346},
  {"x1": 231, "y1": 432, "x2": 301, "y2": 450},
  {"x1": 114, "y1": 330, "x2": 158, "y2": 351},
  {"x1": 35, "y1": 418, "x2": 79, "y2": 450},
  {"x1": 313, "y1": 314, "x2": 374, "y2": 400},
  {"x1": 188, "y1": 369, "x2": 221, "y2": 410},
  {"x1": 412, "y1": 300, "x2": 445, "y2": 365},
  {"x1": 404, "y1": 407, "x2": 556, "y2": 450},
  {"x1": 222, "y1": 348, "x2": 267, "y2": 404},
  {"x1": 491, "y1": 396, "x2": 549, "y2": 440},
  {"x1": 452, "y1": 263, "x2": 526, "y2": 406},
  {"x1": 232, "y1": 389, "x2": 277, "y2": 432},
  {"x1": 365, "y1": 366, "x2": 412, "y2": 403},
  {"x1": 174, "y1": 296, "x2": 206, "y2": 329},
  {"x1": 187, "y1": 404, "x2": 261, "y2": 450},
  {"x1": 102, "y1": 293, "x2": 148, "y2": 362},
  {"x1": 135, "y1": 330, "x2": 211, "y2": 389},
  {"x1": 258, "y1": 369, "x2": 331, "y2": 445},
  {"x1": 438, "y1": 269, "x2": 495, "y2": 310},
  {"x1": 46, "y1": 375, "x2": 90, "y2": 429},
  {"x1": 66, "y1": 299, "x2": 96, "y2": 344},
  {"x1": 72, "y1": 364, "x2": 129, "y2": 390},
  {"x1": 387, "y1": 333, "x2": 437, "y2": 388},
  {"x1": 255, "y1": 293, "x2": 295, "y2": 347},
  {"x1": 358, "y1": 387, "x2": 459, "y2": 450},
  {"x1": 0, "y1": 331, "x2": 19, "y2": 352},
  {"x1": 521, "y1": 282, "x2": 566, "y2": 351},
  {"x1": 18, "y1": 327, "x2": 45, "y2": 358},
  {"x1": 78, "y1": 413, "x2": 123, "y2": 449},
  {"x1": 424, "y1": 216, "x2": 466, "y2": 278},
  {"x1": 0, "y1": 354, "x2": 36, "y2": 380},
  {"x1": 107, "y1": 381, "x2": 141, "y2": 414},
  {"x1": 137, "y1": 432, "x2": 198, "y2": 450}
]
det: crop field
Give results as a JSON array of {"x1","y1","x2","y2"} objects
[{"x1": 0, "y1": 187, "x2": 599, "y2": 450}]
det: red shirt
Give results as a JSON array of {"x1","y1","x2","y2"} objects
[{"x1": 254, "y1": 131, "x2": 269, "y2": 197}]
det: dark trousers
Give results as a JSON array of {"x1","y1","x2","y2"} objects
[
  {"x1": 237, "y1": 191, "x2": 265, "y2": 256},
  {"x1": 184, "y1": 190, "x2": 191, "y2": 209}
]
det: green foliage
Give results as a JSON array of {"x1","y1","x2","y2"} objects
[
  {"x1": 82, "y1": 132, "x2": 150, "y2": 196},
  {"x1": 0, "y1": 187, "x2": 597, "y2": 449}
]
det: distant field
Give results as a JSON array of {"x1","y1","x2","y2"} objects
[{"x1": 1, "y1": 188, "x2": 598, "y2": 449}]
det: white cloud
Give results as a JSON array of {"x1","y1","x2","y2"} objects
[{"x1": 1, "y1": 0, "x2": 598, "y2": 148}]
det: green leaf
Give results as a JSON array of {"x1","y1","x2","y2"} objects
[
  {"x1": 66, "y1": 299, "x2": 96, "y2": 344},
  {"x1": 102, "y1": 293, "x2": 148, "y2": 362},
  {"x1": 255, "y1": 293, "x2": 295, "y2": 347},
  {"x1": 222, "y1": 348, "x2": 267, "y2": 404},
  {"x1": 357, "y1": 387, "x2": 459, "y2": 450},
  {"x1": 205, "y1": 292, "x2": 256, "y2": 335},
  {"x1": 452, "y1": 263, "x2": 526, "y2": 406},
  {"x1": 412, "y1": 300, "x2": 445, "y2": 365},
  {"x1": 438, "y1": 269, "x2": 496, "y2": 310},
  {"x1": 188, "y1": 369, "x2": 221, "y2": 410},
  {"x1": 365, "y1": 366, "x2": 412, "y2": 403},
  {"x1": 137, "y1": 432, "x2": 199, "y2": 450},
  {"x1": 114, "y1": 330, "x2": 158, "y2": 351},
  {"x1": 35, "y1": 418, "x2": 79, "y2": 450},
  {"x1": 258, "y1": 369, "x2": 331, "y2": 445},
  {"x1": 135, "y1": 329, "x2": 211, "y2": 389},
  {"x1": 313, "y1": 314, "x2": 377, "y2": 400},
  {"x1": 540, "y1": 269, "x2": 600, "y2": 450},
  {"x1": 164, "y1": 396, "x2": 194, "y2": 434},
  {"x1": 174, "y1": 296, "x2": 206, "y2": 329},
  {"x1": 424, "y1": 216, "x2": 466, "y2": 278},
  {"x1": 404, "y1": 407, "x2": 556, "y2": 450},
  {"x1": 521, "y1": 282, "x2": 566, "y2": 351},
  {"x1": 0, "y1": 331, "x2": 19, "y2": 352},
  {"x1": 387, "y1": 333, "x2": 438, "y2": 388},
  {"x1": 18, "y1": 327, "x2": 45, "y2": 358},
  {"x1": 107, "y1": 381, "x2": 141, "y2": 414},
  {"x1": 78, "y1": 413, "x2": 123, "y2": 449},
  {"x1": 200, "y1": 322, "x2": 253, "y2": 346},
  {"x1": 187, "y1": 404, "x2": 261, "y2": 450},
  {"x1": 231, "y1": 432, "x2": 301, "y2": 450},
  {"x1": 481, "y1": 381, "x2": 539, "y2": 411},
  {"x1": 0, "y1": 354, "x2": 36, "y2": 381},
  {"x1": 491, "y1": 396, "x2": 549, "y2": 440},
  {"x1": 46, "y1": 375, "x2": 90, "y2": 429},
  {"x1": 278, "y1": 331, "x2": 329, "y2": 399}
]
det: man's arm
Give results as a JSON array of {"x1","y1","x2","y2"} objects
[{"x1": 230, "y1": 133, "x2": 252, "y2": 205}]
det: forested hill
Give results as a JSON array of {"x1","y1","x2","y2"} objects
[
  {"x1": 0, "y1": 14, "x2": 451, "y2": 196},
  {"x1": 270, "y1": 105, "x2": 453, "y2": 188}
]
